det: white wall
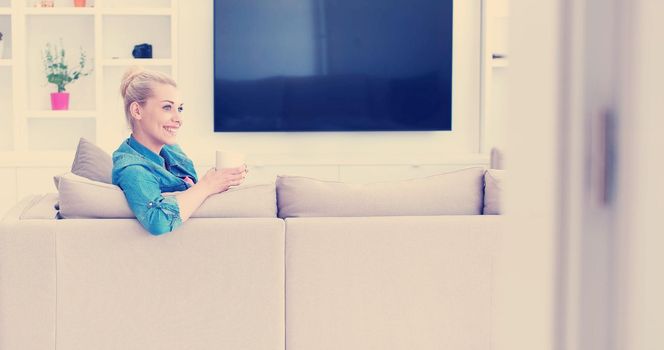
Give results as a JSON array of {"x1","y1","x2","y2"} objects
[{"x1": 494, "y1": 0, "x2": 558, "y2": 349}]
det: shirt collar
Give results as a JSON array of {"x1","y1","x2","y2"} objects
[{"x1": 128, "y1": 135, "x2": 166, "y2": 167}]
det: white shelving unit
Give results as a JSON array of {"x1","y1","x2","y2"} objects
[
  {"x1": 480, "y1": 0, "x2": 509, "y2": 153},
  {"x1": 103, "y1": 58, "x2": 172, "y2": 66},
  {"x1": 0, "y1": 0, "x2": 15, "y2": 155},
  {"x1": 102, "y1": 7, "x2": 170, "y2": 15},
  {"x1": 23, "y1": 7, "x2": 96, "y2": 15},
  {"x1": 0, "y1": 0, "x2": 178, "y2": 155},
  {"x1": 26, "y1": 110, "x2": 98, "y2": 118}
]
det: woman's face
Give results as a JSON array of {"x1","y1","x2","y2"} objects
[{"x1": 131, "y1": 83, "x2": 184, "y2": 149}]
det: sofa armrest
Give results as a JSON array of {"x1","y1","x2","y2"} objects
[
  {"x1": 0, "y1": 206, "x2": 286, "y2": 350},
  {"x1": 0, "y1": 196, "x2": 57, "y2": 350}
]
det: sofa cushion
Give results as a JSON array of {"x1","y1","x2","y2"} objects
[
  {"x1": 71, "y1": 137, "x2": 113, "y2": 184},
  {"x1": 276, "y1": 167, "x2": 485, "y2": 218},
  {"x1": 54, "y1": 172, "x2": 277, "y2": 218},
  {"x1": 483, "y1": 169, "x2": 505, "y2": 215}
]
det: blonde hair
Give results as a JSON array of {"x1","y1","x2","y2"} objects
[{"x1": 120, "y1": 67, "x2": 177, "y2": 129}]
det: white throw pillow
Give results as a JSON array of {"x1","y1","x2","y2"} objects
[
  {"x1": 54, "y1": 172, "x2": 277, "y2": 218},
  {"x1": 276, "y1": 167, "x2": 486, "y2": 218},
  {"x1": 483, "y1": 169, "x2": 505, "y2": 215}
]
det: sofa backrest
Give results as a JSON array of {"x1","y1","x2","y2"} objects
[
  {"x1": 1, "y1": 193, "x2": 504, "y2": 350},
  {"x1": 284, "y1": 215, "x2": 503, "y2": 349}
]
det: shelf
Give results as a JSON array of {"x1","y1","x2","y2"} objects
[
  {"x1": 102, "y1": 15, "x2": 171, "y2": 60},
  {"x1": 24, "y1": 8, "x2": 96, "y2": 16},
  {"x1": 0, "y1": 8, "x2": 11, "y2": 15},
  {"x1": 102, "y1": 8, "x2": 171, "y2": 16},
  {"x1": 102, "y1": 0, "x2": 171, "y2": 9},
  {"x1": 0, "y1": 59, "x2": 11, "y2": 66},
  {"x1": 22, "y1": 7, "x2": 173, "y2": 16},
  {"x1": 26, "y1": 110, "x2": 98, "y2": 119},
  {"x1": 25, "y1": 7, "x2": 95, "y2": 16},
  {"x1": 103, "y1": 58, "x2": 173, "y2": 66},
  {"x1": 0, "y1": 151, "x2": 75, "y2": 168}
]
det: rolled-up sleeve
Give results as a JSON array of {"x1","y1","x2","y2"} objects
[{"x1": 114, "y1": 165, "x2": 183, "y2": 235}]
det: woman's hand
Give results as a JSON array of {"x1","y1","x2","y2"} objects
[
  {"x1": 175, "y1": 165, "x2": 248, "y2": 222},
  {"x1": 198, "y1": 164, "x2": 248, "y2": 196}
]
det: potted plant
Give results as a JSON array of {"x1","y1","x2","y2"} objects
[
  {"x1": 0, "y1": 32, "x2": 5, "y2": 59},
  {"x1": 42, "y1": 40, "x2": 93, "y2": 110}
]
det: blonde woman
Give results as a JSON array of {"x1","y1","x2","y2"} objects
[{"x1": 112, "y1": 67, "x2": 247, "y2": 235}]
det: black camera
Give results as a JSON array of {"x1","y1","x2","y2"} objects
[{"x1": 132, "y1": 43, "x2": 153, "y2": 59}]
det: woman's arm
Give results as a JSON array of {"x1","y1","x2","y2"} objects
[
  {"x1": 115, "y1": 165, "x2": 184, "y2": 235},
  {"x1": 116, "y1": 164, "x2": 247, "y2": 235},
  {"x1": 175, "y1": 166, "x2": 247, "y2": 221}
]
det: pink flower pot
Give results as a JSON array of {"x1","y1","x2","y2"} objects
[
  {"x1": 50, "y1": 92, "x2": 70, "y2": 110},
  {"x1": 74, "y1": 0, "x2": 86, "y2": 7}
]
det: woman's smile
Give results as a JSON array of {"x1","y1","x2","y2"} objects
[{"x1": 163, "y1": 124, "x2": 179, "y2": 136}]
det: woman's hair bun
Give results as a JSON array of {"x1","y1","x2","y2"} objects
[{"x1": 120, "y1": 66, "x2": 144, "y2": 98}]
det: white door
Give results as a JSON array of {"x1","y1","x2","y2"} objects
[{"x1": 557, "y1": 0, "x2": 664, "y2": 349}]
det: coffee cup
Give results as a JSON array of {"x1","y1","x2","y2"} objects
[{"x1": 215, "y1": 150, "x2": 245, "y2": 170}]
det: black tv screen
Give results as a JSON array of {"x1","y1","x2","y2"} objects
[{"x1": 213, "y1": 0, "x2": 453, "y2": 132}]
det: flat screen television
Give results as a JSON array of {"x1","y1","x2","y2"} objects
[{"x1": 213, "y1": 0, "x2": 453, "y2": 132}]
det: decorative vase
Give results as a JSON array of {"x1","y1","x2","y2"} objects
[
  {"x1": 50, "y1": 92, "x2": 70, "y2": 110},
  {"x1": 73, "y1": 0, "x2": 86, "y2": 7}
]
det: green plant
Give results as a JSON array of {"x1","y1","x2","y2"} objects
[{"x1": 42, "y1": 40, "x2": 93, "y2": 93}]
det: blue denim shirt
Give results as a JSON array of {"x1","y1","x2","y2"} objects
[{"x1": 112, "y1": 135, "x2": 198, "y2": 236}]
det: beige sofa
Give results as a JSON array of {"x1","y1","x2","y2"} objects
[{"x1": 0, "y1": 168, "x2": 504, "y2": 350}]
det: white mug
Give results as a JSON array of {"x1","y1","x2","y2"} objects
[{"x1": 215, "y1": 150, "x2": 245, "y2": 170}]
